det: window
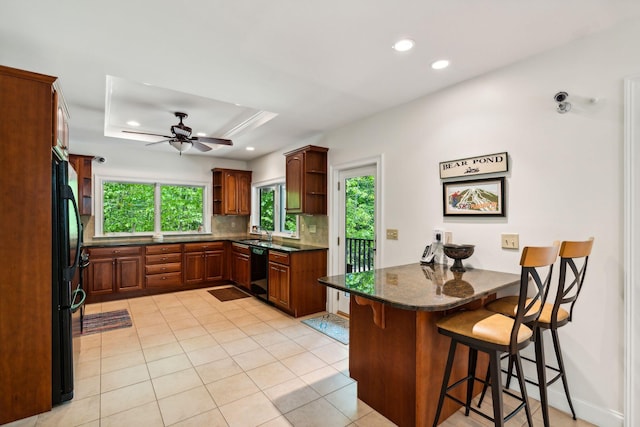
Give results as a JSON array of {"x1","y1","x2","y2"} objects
[
  {"x1": 253, "y1": 180, "x2": 298, "y2": 237},
  {"x1": 97, "y1": 178, "x2": 208, "y2": 236}
]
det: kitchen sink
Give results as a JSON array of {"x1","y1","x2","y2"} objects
[{"x1": 238, "y1": 239, "x2": 293, "y2": 251}]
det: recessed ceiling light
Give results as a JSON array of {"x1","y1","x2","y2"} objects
[
  {"x1": 196, "y1": 132, "x2": 206, "y2": 137},
  {"x1": 392, "y1": 38, "x2": 415, "y2": 52},
  {"x1": 246, "y1": 147, "x2": 255, "y2": 151},
  {"x1": 431, "y1": 59, "x2": 450, "y2": 70},
  {"x1": 126, "y1": 120, "x2": 140, "y2": 127}
]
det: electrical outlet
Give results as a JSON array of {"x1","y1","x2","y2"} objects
[
  {"x1": 386, "y1": 229, "x2": 398, "y2": 240},
  {"x1": 433, "y1": 228, "x2": 444, "y2": 243},
  {"x1": 501, "y1": 233, "x2": 519, "y2": 249},
  {"x1": 309, "y1": 224, "x2": 316, "y2": 233}
]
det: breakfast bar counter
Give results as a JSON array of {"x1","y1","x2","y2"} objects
[{"x1": 318, "y1": 263, "x2": 520, "y2": 427}]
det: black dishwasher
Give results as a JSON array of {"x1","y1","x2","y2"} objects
[{"x1": 250, "y1": 247, "x2": 269, "y2": 302}]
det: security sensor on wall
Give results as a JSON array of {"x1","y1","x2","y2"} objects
[
  {"x1": 554, "y1": 91, "x2": 599, "y2": 114},
  {"x1": 92, "y1": 156, "x2": 106, "y2": 163},
  {"x1": 554, "y1": 91, "x2": 571, "y2": 114}
]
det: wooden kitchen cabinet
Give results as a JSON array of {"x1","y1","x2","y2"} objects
[
  {"x1": 86, "y1": 246, "x2": 144, "y2": 302},
  {"x1": 0, "y1": 65, "x2": 58, "y2": 424},
  {"x1": 146, "y1": 244, "x2": 182, "y2": 289},
  {"x1": 230, "y1": 243, "x2": 251, "y2": 290},
  {"x1": 68, "y1": 154, "x2": 93, "y2": 216},
  {"x1": 212, "y1": 168, "x2": 252, "y2": 215},
  {"x1": 183, "y1": 242, "x2": 226, "y2": 285},
  {"x1": 268, "y1": 249, "x2": 327, "y2": 317},
  {"x1": 284, "y1": 145, "x2": 328, "y2": 215},
  {"x1": 268, "y1": 251, "x2": 291, "y2": 310}
]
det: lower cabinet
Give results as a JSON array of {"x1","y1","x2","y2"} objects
[
  {"x1": 183, "y1": 242, "x2": 226, "y2": 285},
  {"x1": 84, "y1": 241, "x2": 327, "y2": 315},
  {"x1": 268, "y1": 252, "x2": 291, "y2": 310},
  {"x1": 230, "y1": 243, "x2": 251, "y2": 290},
  {"x1": 268, "y1": 249, "x2": 327, "y2": 317},
  {"x1": 146, "y1": 244, "x2": 182, "y2": 289},
  {"x1": 86, "y1": 246, "x2": 144, "y2": 301}
]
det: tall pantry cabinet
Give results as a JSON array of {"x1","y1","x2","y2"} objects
[{"x1": 0, "y1": 65, "x2": 57, "y2": 424}]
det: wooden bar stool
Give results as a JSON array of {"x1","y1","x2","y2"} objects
[
  {"x1": 432, "y1": 244, "x2": 559, "y2": 427},
  {"x1": 482, "y1": 238, "x2": 594, "y2": 427}
]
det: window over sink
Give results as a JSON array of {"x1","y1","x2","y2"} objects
[
  {"x1": 252, "y1": 178, "x2": 298, "y2": 238},
  {"x1": 95, "y1": 177, "x2": 209, "y2": 237}
]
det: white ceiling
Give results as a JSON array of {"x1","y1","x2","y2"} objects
[{"x1": 3, "y1": 0, "x2": 640, "y2": 160}]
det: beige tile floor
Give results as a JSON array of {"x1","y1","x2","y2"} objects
[{"x1": 3, "y1": 286, "x2": 594, "y2": 427}]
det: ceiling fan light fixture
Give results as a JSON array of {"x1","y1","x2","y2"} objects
[{"x1": 169, "y1": 140, "x2": 192, "y2": 153}]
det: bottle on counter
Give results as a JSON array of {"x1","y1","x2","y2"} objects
[{"x1": 433, "y1": 232, "x2": 446, "y2": 265}]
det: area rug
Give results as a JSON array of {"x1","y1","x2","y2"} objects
[
  {"x1": 302, "y1": 313, "x2": 349, "y2": 345},
  {"x1": 208, "y1": 287, "x2": 252, "y2": 302},
  {"x1": 82, "y1": 309, "x2": 132, "y2": 335}
]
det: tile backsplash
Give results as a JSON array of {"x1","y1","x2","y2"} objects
[{"x1": 82, "y1": 214, "x2": 328, "y2": 247}]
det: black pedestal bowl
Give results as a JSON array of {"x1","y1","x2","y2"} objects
[{"x1": 443, "y1": 244, "x2": 475, "y2": 272}]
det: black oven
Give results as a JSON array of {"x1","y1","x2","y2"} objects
[{"x1": 249, "y1": 246, "x2": 269, "y2": 302}]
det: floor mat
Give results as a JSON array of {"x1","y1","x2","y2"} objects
[
  {"x1": 302, "y1": 313, "x2": 349, "y2": 345},
  {"x1": 82, "y1": 309, "x2": 132, "y2": 335},
  {"x1": 208, "y1": 287, "x2": 252, "y2": 302}
]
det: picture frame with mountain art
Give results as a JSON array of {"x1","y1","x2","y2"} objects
[{"x1": 443, "y1": 177, "x2": 505, "y2": 217}]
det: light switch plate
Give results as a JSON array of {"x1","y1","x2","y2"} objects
[
  {"x1": 501, "y1": 233, "x2": 519, "y2": 249},
  {"x1": 386, "y1": 229, "x2": 398, "y2": 240}
]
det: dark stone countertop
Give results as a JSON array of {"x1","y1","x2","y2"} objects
[{"x1": 318, "y1": 263, "x2": 520, "y2": 312}]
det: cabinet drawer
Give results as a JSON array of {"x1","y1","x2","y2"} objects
[
  {"x1": 231, "y1": 243, "x2": 250, "y2": 255},
  {"x1": 146, "y1": 272, "x2": 182, "y2": 288},
  {"x1": 184, "y1": 242, "x2": 224, "y2": 252},
  {"x1": 146, "y1": 253, "x2": 182, "y2": 265},
  {"x1": 268, "y1": 251, "x2": 290, "y2": 265},
  {"x1": 89, "y1": 246, "x2": 142, "y2": 258},
  {"x1": 145, "y1": 262, "x2": 182, "y2": 275},
  {"x1": 146, "y1": 244, "x2": 181, "y2": 255}
]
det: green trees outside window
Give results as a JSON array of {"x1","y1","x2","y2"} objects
[
  {"x1": 102, "y1": 181, "x2": 204, "y2": 234},
  {"x1": 345, "y1": 175, "x2": 375, "y2": 240},
  {"x1": 103, "y1": 182, "x2": 154, "y2": 233},
  {"x1": 256, "y1": 183, "x2": 297, "y2": 235},
  {"x1": 161, "y1": 185, "x2": 203, "y2": 232}
]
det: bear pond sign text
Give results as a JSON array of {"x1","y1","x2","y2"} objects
[{"x1": 439, "y1": 152, "x2": 508, "y2": 179}]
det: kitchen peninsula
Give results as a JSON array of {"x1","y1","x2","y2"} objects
[{"x1": 318, "y1": 263, "x2": 520, "y2": 427}]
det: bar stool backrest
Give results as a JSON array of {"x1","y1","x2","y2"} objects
[
  {"x1": 511, "y1": 244, "x2": 560, "y2": 353},
  {"x1": 551, "y1": 237, "x2": 594, "y2": 328}
]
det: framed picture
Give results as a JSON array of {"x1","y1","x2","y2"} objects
[{"x1": 443, "y1": 177, "x2": 505, "y2": 217}]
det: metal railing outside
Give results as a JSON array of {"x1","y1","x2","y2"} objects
[{"x1": 345, "y1": 237, "x2": 375, "y2": 273}]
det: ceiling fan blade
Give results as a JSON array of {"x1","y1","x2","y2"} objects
[
  {"x1": 192, "y1": 136, "x2": 233, "y2": 146},
  {"x1": 191, "y1": 140, "x2": 213, "y2": 152},
  {"x1": 123, "y1": 130, "x2": 173, "y2": 138},
  {"x1": 145, "y1": 139, "x2": 171, "y2": 146}
]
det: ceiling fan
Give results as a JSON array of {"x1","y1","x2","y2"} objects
[{"x1": 122, "y1": 112, "x2": 233, "y2": 154}]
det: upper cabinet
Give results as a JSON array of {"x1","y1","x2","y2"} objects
[
  {"x1": 68, "y1": 154, "x2": 93, "y2": 216},
  {"x1": 212, "y1": 168, "x2": 252, "y2": 215},
  {"x1": 284, "y1": 145, "x2": 329, "y2": 215}
]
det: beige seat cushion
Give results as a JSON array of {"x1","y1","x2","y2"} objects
[
  {"x1": 437, "y1": 308, "x2": 533, "y2": 346},
  {"x1": 486, "y1": 296, "x2": 569, "y2": 326}
]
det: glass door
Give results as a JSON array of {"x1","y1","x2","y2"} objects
[{"x1": 335, "y1": 165, "x2": 377, "y2": 316}]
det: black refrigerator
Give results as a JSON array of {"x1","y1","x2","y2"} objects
[{"x1": 51, "y1": 153, "x2": 85, "y2": 404}]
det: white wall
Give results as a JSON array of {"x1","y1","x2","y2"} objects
[
  {"x1": 73, "y1": 140, "x2": 247, "y2": 182},
  {"x1": 249, "y1": 18, "x2": 640, "y2": 426}
]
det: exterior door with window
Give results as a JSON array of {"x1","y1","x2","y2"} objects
[{"x1": 335, "y1": 165, "x2": 377, "y2": 316}]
